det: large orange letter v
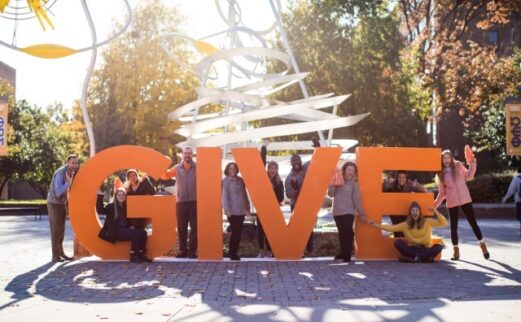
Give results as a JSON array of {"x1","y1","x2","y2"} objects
[{"x1": 233, "y1": 147, "x2": 341, "y2": 259}]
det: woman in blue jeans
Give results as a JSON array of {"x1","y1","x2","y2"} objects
[
  {"x1": 97, "y1": 187, "x2": 152, "y2": 263},
  {"x1": 369, "y1": 201, "x2": 447, "y2": 262}
]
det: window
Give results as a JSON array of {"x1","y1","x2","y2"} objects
[{"x1": 488, "y1": 30, "x2": 498, "y2": 45}]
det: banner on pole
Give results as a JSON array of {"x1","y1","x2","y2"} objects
[
  {"x1": 505, "y1": 97, "x2": 521, "y2": 156},
  {"x1": 0, "y1": 96, "x2": 8, "y2": 156}
]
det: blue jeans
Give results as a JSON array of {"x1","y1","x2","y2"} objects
[{"x1": 394, "y1": 239, "x2": 443, "y2": 261}]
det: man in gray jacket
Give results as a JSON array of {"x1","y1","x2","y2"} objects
[
  {"x1": 162, "y1": 146, "x2": 197, "y2": 258},
  {"x1": 47, "y1": 155, "x2": 79, "y2": 262}
]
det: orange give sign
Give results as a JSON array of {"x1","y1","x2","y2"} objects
[{"x1": 68, "y1": 145, "x2": 441, "y2": 260}]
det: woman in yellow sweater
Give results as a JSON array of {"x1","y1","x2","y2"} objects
[{"x1": 369, "y1": 201, "x2": 447, "y2": 262}]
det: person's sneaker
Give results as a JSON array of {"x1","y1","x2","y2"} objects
[
  {"x1": 398, "y1": 255, "x2": 415, "y2": 263},
  {"x1": 60, "y1": 254, "x2": 73, "y2": 261},
  {"x1": 138, "y1": 253, "x2": 153, "y2": 262},
  {"x1": 130, "y1": 254, "x2": 142, "y2": 263}
]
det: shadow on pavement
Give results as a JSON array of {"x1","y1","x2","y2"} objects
[{"x1": 3, "y1": 258, "x2": 521, "y2": 321}]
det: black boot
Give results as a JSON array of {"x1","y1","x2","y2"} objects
[
  {"x1": 138, "y1": 250, "x2": 153, "y2": 262},
  {"x1": 130, "y1": 252, "x2": 142, "y2": 263}
]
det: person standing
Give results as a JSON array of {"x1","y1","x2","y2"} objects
[
  {"x1": 222, "y1": 162, "x2": 250, "y2": 261},
  {"x1": 285, "y1": 154, "x2": 314, "y2": 256},
  {"x1": 47, "y1": 155, "x2": 78, "y2": 262},
  {"x1": 434, "y1": 149, "x2": 489, "y2": 260},
  {"x1": 328, "y1": 162, "x2": 368, "y2": 262},
  {"x1": 162, "y1": 146, "x2": 198, "y2": 258},
  {"x1": 256, "y1": 144, "x2": 284, "y2": 258},
  {"x1": 502, "y1": 166, "x2": 521, "y2": 236}
]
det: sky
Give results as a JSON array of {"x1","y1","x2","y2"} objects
[{"x1": 0, "y1": 0, "x2": 286, "y2": 108}]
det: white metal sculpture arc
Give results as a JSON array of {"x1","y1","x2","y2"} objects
[{"x1": 163, "y1": 0, "x2": 369, "y2": 155}]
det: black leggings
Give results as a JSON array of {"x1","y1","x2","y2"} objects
[
  {"x1": 333, "y1": 214, "x2": 355, "y2": 260},
  {"x1": 228, "y1": 215, "x2": 245, "y2": 257},
  {"x1": 117, "y1": 227, "x2": 147, "y2": 253},
  {"x1": 448, "y1": 203, "x2": 483, "y2": 245}
]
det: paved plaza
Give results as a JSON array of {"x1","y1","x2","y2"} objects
[{"x1": 0, "y1": 215, "x2": 520, "y2": 321}]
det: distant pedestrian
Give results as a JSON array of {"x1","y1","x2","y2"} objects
[
  {"x1": 47, "y1": 155, "x2": 78, "y2": 262},
  {"x1": 501, "y1": 166, "x2": 521, "y2": 236}
]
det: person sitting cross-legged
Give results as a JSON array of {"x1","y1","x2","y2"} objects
[{"x1": 369, "y1": 201, "x2": 447, "y2": 263}]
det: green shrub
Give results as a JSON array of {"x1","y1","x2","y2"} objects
[
  {"x1": 426, "y1": 170, "x2": 515, "y2": 203},
  {"x1": 467, "y1": 171, "x2": 514, "y2": 203}
]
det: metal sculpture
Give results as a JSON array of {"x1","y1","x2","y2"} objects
[{"x1": 161, "y1": 0, "x2": 369, "y2": 158}]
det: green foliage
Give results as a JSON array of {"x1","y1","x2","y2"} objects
[
  {"x1": 0, "y1": 99, "x2": 74, "y2": 198},
  {"x1": 88, "y1": 0, "x2": 198, "y2": 155},
  {"x1": 467, "y1": 171, "x2": 514, "y2": 203},
  {"x1": 269, "y1": 0, "x2": 426, "y2": 147}
]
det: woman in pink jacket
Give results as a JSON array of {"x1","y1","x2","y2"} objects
[{"x1": 434, "y1": 150, "x2": 489, "y2": 260}]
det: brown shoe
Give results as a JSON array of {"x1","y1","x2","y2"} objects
[
  {"x1": 480, "y1": 242, "x2": 490, "y2": 260},
  {"x1": 451, "y1": 246, "x2": 459, "y2": 260}
]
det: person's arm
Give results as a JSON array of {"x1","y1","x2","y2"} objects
[
  {"x1": 434, "y1": 176, "x2": 446, "y2": 209},
  {"x1": 377, "y1": 221, "x2": 407, "y2": 232},
  {"x1": 161, "y1": 166, "x2": 177, "y2": 180},
  {"x1": 429, "y1": 208, "x2": 448, "y2": 228},
  {"x1": 411, "y1": 180, "x2": 427, "y2": 193},
  {"x1": 353, "y1": 183, "x2": 368, "y2": 223},
  {"x1": 240, "y1": 178, "x2": 250, "y2": 213},
  {"x1": 285, "y1": 175, "x2": 297, "y2": 199},
  {"x1": 502, "y1": 177, "x2": 516, "y2": 203},
  {"x1": 461, "y1": 160, "x2": 477, "y2": 180},
  {"x1": 54, "y1": 170, "x2": 70, "y2": 197},
  {"x1": 327, "y1": 185, "x2": 336, "y2": 198},
  {"x1": 96, "y1": 194, "x2": 108, "y2": 215},
  {"x1": 221, "y1": 179, "x2": 231, "y2": 215},
  {"x1": 141, "y1": 177, "x2": 156, "y2": 195},
  {"x1": 261, "y1": 145, "x2": 267, "y2": 166},
  {"x1": 275, "y1": 181, "x2": 284, "y2": 204}
]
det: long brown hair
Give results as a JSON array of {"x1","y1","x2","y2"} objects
[
  {"x1": 438, "y1": 150, "x2": 458, "y2": 185},
  {"x1": 406, "y1": 201, "x2": 425, "y2": 229},
  {"x1": 113, "y1": 188, "x2": 127, "y2": 219}
]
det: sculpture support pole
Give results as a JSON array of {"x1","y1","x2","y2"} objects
[{"x1": 268, "y1": 0, "x2": 326, "y2": 146}]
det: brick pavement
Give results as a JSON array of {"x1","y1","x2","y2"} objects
[{"x1": 0, "y1": 216, "x2": 520, "y2": 321}]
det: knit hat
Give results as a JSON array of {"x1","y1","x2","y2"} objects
[
  {"x1": 409, "y1": 201, "x2": 421, "y2": 214},
  {"x1": 126, "y1": 169, "x2": 138, "y2": 179}
]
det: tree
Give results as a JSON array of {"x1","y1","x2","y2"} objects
[
  {"x1": 269, "y1": 0, "x2": 425, "y2": 147},
  {"x1": 398, "y1": 0, "x2": 521, "y2": 166},
  {"x1": 88, "y1": 0, "x2": 198, "y2": 156},
  {"x1": 0, "y1": 99, "x2": 72, "y2": 197}
]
